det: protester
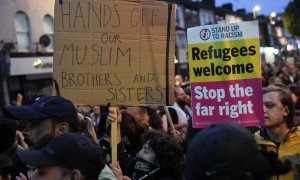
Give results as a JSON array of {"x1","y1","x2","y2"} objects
[
  {"x1": 17, "y1": 133, "x2": 106, "y2": 180},
  {"x1": 255, "y1": 84, "x2": 300, "y2": 179},
  {"x1": 77, "y1": 112, "x2": 97, "y2": 142},
  {"x1": 168, "y1": 87, "x2": 192, "y2": 143},
  {"x1": 0, "y1": 113, "x2": 27, "y2": 179},
  {"x1": 126, "y1": 106, "x2": 163, "y2": 131},
  {"x1": 185, "y1": 122, "x2": 283, "y2": 180},
  {"x1": 91, "y1": 105, "x2": 101, "y2": 130},
  {"x1": 119, "y1": 111, "x2": 145, "y2": 156},
  {"x1": 90, "y1": 104, "x2": 110, "y2": 139},
  {"x1": 107, "y1": 107, "x2": 184, "y2": 180},
  {"x1": 2, "y1": 96, "x2": 80, "y2": 149},
  {"x1": 3, "y1": 96, "x2": 119, "y2": 179},
  {"x1": 99, "y1": 110, "x2": 145, "y2": 163}
]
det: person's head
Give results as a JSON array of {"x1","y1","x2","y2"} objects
[
  {"x1": 92, "y1": 105, "x2": 101, "y2": 116},
  {"x1": 2, "y1": 96, "x2": 79, "y2": 149},
  {"x1": 0, "y1": 156, "x2": 15, "y2": 180},
  {"x1": 120, "y1": 111, "x2": 144, "y2": 138},
  {"x1": 126, "y1": 106, "x2": 150, "y2": 130},
  {"x1": 77, "y1": 113, "x2": 97, "y2": 142},
  {"x1": 137, "y1": 131, "x2": 184, "y2": 180},
  {"x1": 175, "y1": 87, "x2": 188, "y2": 107},
  {"x1": 185, "y1": 123, "x2": 271, "y2": 180},
  {"x1": 175, "y1": 75, "x2": 183, "y2": 87},
  {"x1": 17, "y1": 133, "x2": 105, "y2": 180},
  {"x1": 0, "y1": 113, "x2": 17, "y2": 154},
  {"x1": 141, "y1": 106, "x2": 162, "y2": 130},
  {"x1": 263, "y1": 84, "x2": 295, "y2": 129}
]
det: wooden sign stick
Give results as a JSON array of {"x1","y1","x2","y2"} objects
[
  {"x1": 164, "y1": 106, "x2": 176, "y2": 133},
  {"x1": 111, "y1": 107, "x2": 118, "y2": 166}
]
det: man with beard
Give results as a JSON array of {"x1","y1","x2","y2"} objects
[
  {"x1": 2, "y1": 96, "x2": 120, "y2": 180},
  {"x1": 255, "y1": 84, "x2": 300, "y2": 180},
  {"x1": 168, "y1": 87, "x2": 192, "y2": 140},
  {"x1": 2, "y1": 96, "x2": 80, "y2": 149}
]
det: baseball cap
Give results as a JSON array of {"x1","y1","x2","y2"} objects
[
  {"x1": 2, "y1": 96, "x2": 79, "y2": 131},
  {"x1": 17, "y1": 133, "x2": 105, "y2": 179},
  {"x1": 185, "y1": 123, "x2": 270, "y2": 180}
]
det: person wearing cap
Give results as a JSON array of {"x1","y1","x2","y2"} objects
[
  {"x1": 2, "y1": 96, "x2": 80, "y2": 149},
  {"x1": 185, "y1": 123, "x2": 274, "y2": 180},
  {"x1": 255, "y1": 84, "x2": 300, "y2": 180},
  {"x1": 16, "y1": 133, "x2": 105, "y2": 180}
]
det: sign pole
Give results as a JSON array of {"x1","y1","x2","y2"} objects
[{"x1": 111, "y1": 107, "x2": 118, "y2": 166}]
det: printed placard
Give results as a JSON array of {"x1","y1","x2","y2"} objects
[{"x1": 188, "y1": 21, "x2": 264, "y2": 128}]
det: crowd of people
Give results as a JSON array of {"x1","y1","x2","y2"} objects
[{"x1": 1, "y1": 55, "x2": 300, "y2": 180}]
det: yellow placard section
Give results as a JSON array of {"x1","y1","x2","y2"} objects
[
  {"x1": 189, "y1": 38, "x2": 261, "y2": 82},
  {"x1": 53, "y1": 0, "x2": 175, "y2": 106}
]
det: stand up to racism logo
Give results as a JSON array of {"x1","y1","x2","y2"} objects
[{"x1": 200, "y1": 28, "x2": 211, "y2": 40}]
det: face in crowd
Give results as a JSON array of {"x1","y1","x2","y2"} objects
[
  {"x1": 262, "y1": 85, "x2": 294, "y2": 129},
  {"x1": 137, "y1": 140, "x2": 157, "y2": 165},
  {"x1": 263, "y1": 91, "x2": 288, "y2": 128},
  {"x1": 175, "y1": 87, "x2": 188, "y2": 106},
  {"x1": 93, "y1": 105, "x2": 101, "y2": 116},
  {"x1": 22, "y1": 118, "x2": 69, "y2": 149}
]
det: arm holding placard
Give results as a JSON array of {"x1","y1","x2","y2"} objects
[
  {"x1": 107, "y1": 107, "x2": 136, "y2": 178},
  {"x1": 107, "y1": 107, "x2": 121, "y2": 166}
]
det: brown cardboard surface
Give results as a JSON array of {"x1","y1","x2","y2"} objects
[{"x1": 54, "y1": 0, "x2": 175, "y2": 106}]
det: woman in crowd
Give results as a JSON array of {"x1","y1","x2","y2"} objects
[{"x1": 107, "y1": 107, "x2": 184, "y2": 180}]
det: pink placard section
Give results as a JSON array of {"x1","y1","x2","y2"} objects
[{"x1": 191, "y1": 79, "x2": 264, "y2": 128}]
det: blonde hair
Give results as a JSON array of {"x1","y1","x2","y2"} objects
[{"x1": 78, "y1": 113, "x2": 97, "y2": 142}]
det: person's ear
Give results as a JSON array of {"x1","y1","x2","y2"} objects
[
  {"x1": 71, "y1": 169, "x2": 82, "y2": 180},
  {"x1": 283, "y1": 106, "x2": 289, "y2": 116},
  {"x1": 54, "y1": 122, "x2": 69, "y2": 136}
]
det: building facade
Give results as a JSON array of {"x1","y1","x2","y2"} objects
[{"x1": 0, "y1": 0, "x2": 55, "y2": 105}]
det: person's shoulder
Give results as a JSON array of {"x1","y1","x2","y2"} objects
[
  {"x1": 254, "y1": 129, "x2": 264, "y2": 142},
  {"x1": 98, "y1": 164, "x2": 118, "y2": 180},
  {"x1": 294, "y1": 126, "x2": 300, "y2": 131},
  {"x1": 289, "y1": 126, "x2": 300, "y2": 137},
  {"x1": 254, "y1": 128, "x2": 273, "y2": 145}
]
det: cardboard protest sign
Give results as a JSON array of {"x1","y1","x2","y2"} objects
[
  {"x1": 187, "y1": 21, "x2": 264, "y2": 128},
  {"x1": 53, "y1": 0, "x2": 175, "y2": 106}
]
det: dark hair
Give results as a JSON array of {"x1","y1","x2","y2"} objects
[
  {"x1": 140, "y1": 106, "x2": 163, "y2": 130},
  {"x1": 263, "y1": 84, "x2": 295, "y2": 128},
  {"x1": 97, "y1": 105, "x2": 110, "y2": 138},
  {"x1": 0, "y1": 156, "x2": 16, "y2": 178},
  {"x1": 144, "y1": 131, "x2": 184, "y2": 180},
  {"x1": 120, "y1": 111, "x2": 145, "y2": 154}
]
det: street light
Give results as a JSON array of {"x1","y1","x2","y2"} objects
[
  {"x1": 253, "y1": 5, "x2": 261, "y2": 19},
  {"x1": 270, "y1": 12, "x2": 276, "y2": 25}
]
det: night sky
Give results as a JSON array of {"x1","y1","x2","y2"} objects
[{"x1": 215, "y1": 0, "x2": 291, "y2": 16}]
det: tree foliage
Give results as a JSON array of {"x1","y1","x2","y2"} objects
[{"x1": 283, "y1": 0, "x2": 300, "y2": 37}]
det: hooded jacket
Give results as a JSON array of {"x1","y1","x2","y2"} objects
[{"x1": 255, "y1": 126, "x2": 300, "y2": 180}]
